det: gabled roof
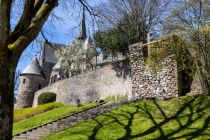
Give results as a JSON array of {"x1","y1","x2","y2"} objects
[{"x1": 21, "y1": 58, "x2": 45, "y2": 77}]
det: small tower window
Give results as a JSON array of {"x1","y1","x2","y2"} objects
[
  {"x1": 23, "y1": 79, "x2": 26, "y2": 84},
  {"x1": 51, "y1": 76, "x2": 55, "y2": 84},
  {"x1": 54, "y1": 75, "x2": 57, "y2": 83},
  {"x1": 38, "y1": 84, "x2": 41, "y2": 89}
]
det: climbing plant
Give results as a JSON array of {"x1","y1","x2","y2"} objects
[{"x1": 145, "y1": 35, "x2": 194, "y2": 74}]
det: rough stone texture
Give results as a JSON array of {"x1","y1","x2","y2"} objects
[
  {"x1": 40, "y1": 62, "x2": 55, "y2": 84},
  {"x1": 129, "y1": 43, "x2": 179, "y2": 99},
  {"x1": 33, "y1": 62, "x2": 132, "y2": 107},
  {"x1": 16, "y1": 75, "x2": 46, "y2": 108},
  {"x1": 39, "y1": 41, "x2": 63, "y2": 65}
]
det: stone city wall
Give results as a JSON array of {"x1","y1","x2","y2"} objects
[{"x1": 33, "y1": 62, "x2": 132, "y2": 106}]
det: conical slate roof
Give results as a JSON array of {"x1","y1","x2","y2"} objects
[
  {"x1": 83, "y1": 36, "x2": 93, "y2": 51},
  {"x1": 21, "y1": 58, "x2": 45, "y2": 77}
]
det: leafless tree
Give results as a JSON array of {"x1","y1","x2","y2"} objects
[
  {"x1": 95, "y1": 0, "x2": 171, "y2": 43},
  {"x1": 164, "y1": 0, "x2": 210, "y2": 95}
]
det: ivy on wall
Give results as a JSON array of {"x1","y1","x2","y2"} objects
[{"x1": 145, "y1": 35, "x2": 194, "y2": 75}]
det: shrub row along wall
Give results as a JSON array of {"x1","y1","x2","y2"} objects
[
  {"x1": 33, "y1": 62, "x2": 132, "y2": 106},
  {"x1": 129, "y1": 42, "x2": 179, "y2": 99}
]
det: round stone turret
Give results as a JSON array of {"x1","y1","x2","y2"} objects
[{"x1": 16, "y1": 58, "x2": 46, "y2": 108}]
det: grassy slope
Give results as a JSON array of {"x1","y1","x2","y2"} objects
[
  {"x1": 13, "y1": 102, "x2": 97, "y2": 135},
  {"x1": 14, "y1": 102, "x2": 63, "y2": 123},
  {"x1": 43, "y1": 95, "x2": 210, "y2": 140}
]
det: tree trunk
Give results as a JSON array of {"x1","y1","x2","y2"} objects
[
  {"x1": 0, "y1": 0, "x2": 58, "y2": 139},
  {"x1": 0, "y1": 53, "x2": 16, "y2": 140},
  {"x1": 197, "y1": 64, "x2": 210, "y2": 95}
]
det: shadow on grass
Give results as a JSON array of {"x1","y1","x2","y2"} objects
[{"x1": 85, "y1": 95, "x2": 210, "y2": 140}]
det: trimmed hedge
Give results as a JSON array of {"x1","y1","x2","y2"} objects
[
  {"x1": 14, "y1": 102, "x2": 63, "y2": 123},
  {"x1": 38, "y1": 92, "x2": 57, "y2": 105},
  {"x1": 13, "y1": 102, "x2": 98, "y2": 135}
]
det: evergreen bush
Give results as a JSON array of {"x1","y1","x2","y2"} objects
[{"x1": 38, "y1": 92, "x2": 57, "y2": 105}]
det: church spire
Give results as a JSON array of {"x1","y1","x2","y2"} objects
[{"x1": 78, "y1": 6, "x2": 87, "y2": 40}]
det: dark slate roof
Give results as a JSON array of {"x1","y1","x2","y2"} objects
[{"x1": 21, "y1": 58, "x2": 45, "y2": 77}]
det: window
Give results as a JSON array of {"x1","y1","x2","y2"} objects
[
  {"x1": 54, "y1": 75, "x2": 57, "y2": 82},
  {"x1": 142, "y1": 46, "x2": 148, "y2": 58},
  {"x1": 38, "y1": 84, "x2": 41, "y2": 89},
  {"x1": 23, "y1": 79, "x2": 26, "y2": 84}
]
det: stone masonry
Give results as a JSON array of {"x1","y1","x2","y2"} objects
[
  {"x1": 33, "y1": 62, "x2": 132, "y2": 107},
  {"x1": 129, "y1": 42, "x2": 179, "y2": 99},
  {"x1": 17, "y1": 75, "x2": 45, "y2": 108}
]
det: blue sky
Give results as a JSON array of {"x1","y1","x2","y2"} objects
[{"x1": 16, "y1": 0, "x2": 105, "y2": 72}]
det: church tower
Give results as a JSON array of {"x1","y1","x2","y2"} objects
[{"x1": 78, "y1": 7, "x2": 87, "y2": 40}]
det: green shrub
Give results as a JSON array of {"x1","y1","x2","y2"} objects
[
  {"x1": 38, "y1": 92, "x2": 57, "y2": 105},
  {"x1": 145, "y1": 35, "x2": 193, "y2": 75},
  {"x1": 14, "y1": 102, "x2": 63, "y2": 123}
]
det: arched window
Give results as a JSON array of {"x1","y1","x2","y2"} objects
[
  {"x1": 38, "y1": 84, "x2": 41, "y2": 89},
  {"x1": 23, "y1": 79, "x2": 26, "y2": 84},
  {"x1": 49, "y1": 78, "x2": 52, "y2": 84},
  {"x1": 51, "y1": 76, "x2": 54, "y2": 84},
  {"x1": 54, "y1": 75, "x2": 57, "y2": 82}
]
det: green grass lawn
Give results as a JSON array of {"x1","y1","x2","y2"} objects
[
  {"x1": 43, "y1": 95, "x2": 210, "y2": 140},
  {"x1": 13, "y1": 102, "x2": 97, "y2": 135},
  {"x1": 14, "y1": 102, "x2": 63, "y2": 123}
]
